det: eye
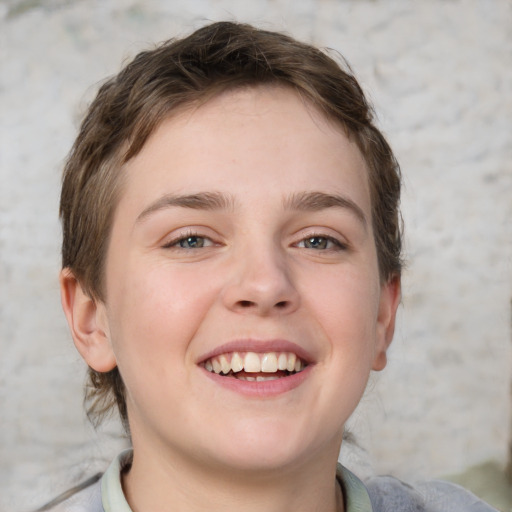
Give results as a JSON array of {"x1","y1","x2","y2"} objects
[
  {"x1": 297, "y1": 235, "x2": 345, "y2": 251},
  {"x1": 178, "y1": 235, "x2": 208, "y2": 248},
  {"x1": 163, "y1": 233, "x2": 214, "y2": 249}
]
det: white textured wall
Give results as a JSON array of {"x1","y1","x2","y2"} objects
[{"x1": 1, "y1": 1, "x2": 511, "y2": 510}]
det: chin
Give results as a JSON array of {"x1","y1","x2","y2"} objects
[
  {"x1": 200, "y1": 419, "x2": 335, "y2": 474},
  {"x1": 209, "y1": 447, "x2": 306, "y2": 474}
]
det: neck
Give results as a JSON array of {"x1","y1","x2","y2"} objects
[{"x1": 122, "y1": 443, "x2": 344, "y2": 512}]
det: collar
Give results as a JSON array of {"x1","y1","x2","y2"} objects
[
  {"x1": 101, "y1": 449, "x2": 133, "y2": 512},
  {"x1": 336, "y1": 463, "x2": 374, "y2": 512}
]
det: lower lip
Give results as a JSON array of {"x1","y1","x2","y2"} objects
[{"x1": 200, "y1": 366, "x2": 312, "y2": 397}]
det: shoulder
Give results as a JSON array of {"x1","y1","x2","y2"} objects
[
  {"x1": 39, "y1": 477, "x2": 103, "y2": 512},
  {"x1": 38, "y1": 450, "x2": 134, "y2": 512},
  {"x1": 365, "y1": 475, "x2": 498, "y2": 512}
]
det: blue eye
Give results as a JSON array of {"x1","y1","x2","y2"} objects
[
  {"x1": 164, "y1": 234, "x2": 214, "y2": 249},
  {"x1": 178, "y1": 236, "x2": 207, "y2": 248},
  {"x1": 298, "y1": 236, "x2": 343, "y2": 250}
]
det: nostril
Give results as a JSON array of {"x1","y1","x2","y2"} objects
[{"x1": 233, "y1": 298, "x2": 293, "y2": 311}]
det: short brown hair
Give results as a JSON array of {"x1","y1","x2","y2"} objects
[{"x1": 60, "y1": 21, "x2": 402, "y2": 428}]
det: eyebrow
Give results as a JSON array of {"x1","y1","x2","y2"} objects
[
  {"x1": 284, "y1": 191, "x2": 368, "y2": 229},
  {"x1": 136, "y1": 190, "x2": 367, "y2": 228},
  {"x1": 136, "y1": 192, "x2": 234, "y2": 223}
]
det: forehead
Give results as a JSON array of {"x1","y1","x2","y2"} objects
[{"x1": 118, "y1": 86, "x2": 371, "y2": 216}]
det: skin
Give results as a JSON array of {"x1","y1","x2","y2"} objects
[{"x1": 61, "y1": 86, "x2": 400, "y2": 512}]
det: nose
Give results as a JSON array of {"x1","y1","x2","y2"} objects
[{"x1": 221, "y1": 243, "x2": 300, "y2": 316}]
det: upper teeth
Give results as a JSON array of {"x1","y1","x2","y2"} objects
[{"x1": 204, "y1": 352, "x2": 304, "y2": 374}]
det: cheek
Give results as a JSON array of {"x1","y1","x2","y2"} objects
[
  {"x1": 107, "y1": 262, "x2": 218, "y2": 366},
  {"x1": 305, "y1": 266, "x2": 381, "y2": 360},
  {"x1": 105, "y1": 263, "x2": 222, "y2": 416}
]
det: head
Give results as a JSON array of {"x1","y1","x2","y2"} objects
[{"x1": 59, "y1": 21, "x2": 402, "y2": 432}]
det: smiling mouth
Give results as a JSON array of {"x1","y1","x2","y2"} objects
[{"x1": 202, "y1": 352, "x2": 307, "y2": 381}]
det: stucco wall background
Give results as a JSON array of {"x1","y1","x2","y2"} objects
[{"x1": 1, "y1": 0, "x2": 511, "y2": 510}]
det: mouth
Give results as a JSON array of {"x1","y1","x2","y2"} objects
[{"x1": 202, "y1": 351, "x2": 307, "y2": 381}]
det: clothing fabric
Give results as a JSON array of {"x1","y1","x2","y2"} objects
[{"x1": 47, "y1": 450, "x2": 498, "y2": 512}]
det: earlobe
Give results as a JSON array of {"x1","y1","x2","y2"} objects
[
  {"x1": 59, "y1": 268, "x2": 117, "y2": 372},
  {"x1": 372, "y1": 275, "x2": 401, "y2": 371}
]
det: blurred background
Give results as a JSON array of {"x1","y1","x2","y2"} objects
[{"x1": 1, "y1": 0, "x2": 511, "y2": 510}]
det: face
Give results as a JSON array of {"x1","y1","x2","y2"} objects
[{"x1": 76, "y1": 87, "x2": 399, "y2": 475}]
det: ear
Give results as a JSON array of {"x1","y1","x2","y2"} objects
[
  {"x1": 59, "y1": 268, "x2": 117, "y2": 372},
  {"x1": 372, "y1": 275, "x2": 401, "y2": 371}
]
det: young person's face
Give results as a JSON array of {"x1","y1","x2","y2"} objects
[{"x1": 81, "y1": 87, "x2": 399, "y2": 473}]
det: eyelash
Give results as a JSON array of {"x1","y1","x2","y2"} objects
[
  {"x1": 295, "y1": 234, "x2": 347, "y2": 251},
  {"x1": 162, "y1": 231, "x2": 214, "y2": 250},
  {"x1": 162, "y1": 231, "x2": 347, "y2": 252}
]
